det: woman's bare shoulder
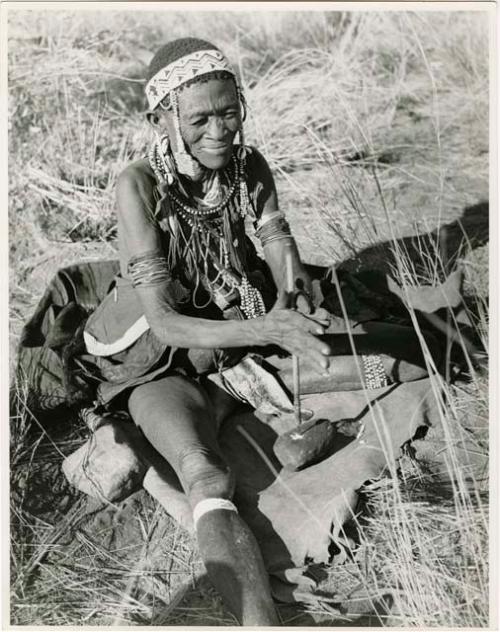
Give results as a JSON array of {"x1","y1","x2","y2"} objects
[
  {"x1": 116, "y1": 158, "x2": 158, "y2": 217},
  {"x1": 118, "y1": 158, "x2": 155, "y2": 189}
]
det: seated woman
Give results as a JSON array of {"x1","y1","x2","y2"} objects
[{"x1": 79, "y1": 38, "x2": 440, "y2": 625}]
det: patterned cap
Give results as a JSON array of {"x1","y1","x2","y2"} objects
[{"x1": 145, "y1": 38, "x2": 235, "y2": 110}]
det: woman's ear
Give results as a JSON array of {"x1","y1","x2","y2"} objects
[{"x1": 146, "y1": 111, "x2": 161, "y2": 127}]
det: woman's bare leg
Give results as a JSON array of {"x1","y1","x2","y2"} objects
[{"x1": 128, "y1": 375, "x2": 278, "y2": 626}]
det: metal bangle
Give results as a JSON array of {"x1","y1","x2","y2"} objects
[
  {"x1": 128, "y1": 251, "x2": 171, "y2": 288},
  {"x1": 256, "y1": 214, "x2": 292, "y2": 247}
]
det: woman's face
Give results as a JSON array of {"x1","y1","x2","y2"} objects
[{"x1": 158, "y1": 78, "x2": 241, "y2": 171}]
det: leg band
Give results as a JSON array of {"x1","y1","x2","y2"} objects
[
  {"x1": 193, "y1": 498, "x2": 238, "y2": 529},
  {"x1": 361, "y1": 354, "x2": 389, "y2": 389}
]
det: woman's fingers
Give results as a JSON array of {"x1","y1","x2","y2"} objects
[
  {"x1": 299, "y1": 342, "x2": 330, "y2": 374},
  {"x1": 295, "y1": 312, "x2": 330, "y2": 342},
  {"x1": 264, "y1": 308, "x2": 333, "y2": 373},
  {"x1": 285, "y1": 314, "x2": 332, "y2": 373},
  {"x1": 294, "y1": 296, "x2": 331, "y2": 325},
  {"x1": 311, "y1": 306, "x2": 331, "y2": 324},
  {"x1": 301, "y1": 310, "x2": 330, "y2": 329},
  {"x1": 308, "y1": 321, "x2": 327, "y2": 336},
  {"x1": 295, "y1": 293, "x2": 312, "y2": 314}
]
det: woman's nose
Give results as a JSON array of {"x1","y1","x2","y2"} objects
[{"x1": 206, "y1": 116, "x2": 227, "y2": 140}]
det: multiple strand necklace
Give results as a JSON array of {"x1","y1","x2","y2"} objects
[
  {"x1": 168, "y1": 157, "x2": 239, "y2": 221},
  {"x1": 148, "y1": 139, "x2": 266, "y2": 319}
]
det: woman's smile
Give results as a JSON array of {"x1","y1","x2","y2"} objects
[
  {"x1": 174, "y1": 79, "x2": 241, "y2": 169},
  {"x1": 202, "y1": 143, "x2": 232, "y2": 155}
]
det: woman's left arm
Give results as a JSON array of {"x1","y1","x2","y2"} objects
[{"x1": 249, "y1": 149, "x2": 314, "y2": 312}]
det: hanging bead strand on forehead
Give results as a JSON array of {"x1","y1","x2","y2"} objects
[
  {"x1": 170, "y1": 89, "x2": 201, "y2": 179},
  {"x1": 170, "y1": 90, "x2": 183, "y2": 152}
]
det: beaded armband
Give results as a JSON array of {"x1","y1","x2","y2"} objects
[
  {"x1": 255, "y1": 212, "x2": 293, "y2": 247},
  {"x1": 127, "y1": 251, "x2": 171, "y2": 288},
  {"x1": 361, "y1": 354, "x2": 389, "y2": 389}
]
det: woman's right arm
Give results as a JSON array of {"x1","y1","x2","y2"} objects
[{"x1": 116, "y1": 166, "x2": 331, "y2": 373}]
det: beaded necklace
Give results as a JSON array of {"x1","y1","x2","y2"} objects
[
  {"x1": 148, "y1": 140, "x2": 266, "y2": 319},
  {"x1": 168, "y1": 156, "x2": 239, "y2": 219}
]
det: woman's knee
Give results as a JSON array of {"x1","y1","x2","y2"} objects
[
  {"x1": 129, "y1": 376, "x2": 211, "y2": 434},
  {"x1": 127, "y1": 376, "x2": 218, "y2": 467},
  {"x1": 129, "y1": 377, "x2": 210, "y2": 422},
  {"x1": 178, "y1": 446, "x2": 235, "y2": 505}
]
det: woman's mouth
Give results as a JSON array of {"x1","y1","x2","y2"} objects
[{"x1": 203, "y1": 144, "x2": 231, "y2": 155}]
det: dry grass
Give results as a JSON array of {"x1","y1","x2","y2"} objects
[{"x1": 8, "y1": 7, "x2": 490, "y2": 627}]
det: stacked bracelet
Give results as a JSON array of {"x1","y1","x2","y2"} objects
[
  {"x1": 255, "y1": 213, "x2": 293, "y2": 247},
  {"x1": 128, "y1": 252, "x2": 171, "y2": 288}
]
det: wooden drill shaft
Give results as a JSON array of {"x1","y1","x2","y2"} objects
[{"x1": 285, "y1": 246, "x2": 302, "y2": 426}]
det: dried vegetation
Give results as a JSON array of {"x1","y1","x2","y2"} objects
[{"x1": 8, "y1": 8, "x2": 490, "y2": 627}]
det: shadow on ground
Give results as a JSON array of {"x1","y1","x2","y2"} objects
[{"x1": 336, "y1": 201, "x2": 489, "y2": 275}]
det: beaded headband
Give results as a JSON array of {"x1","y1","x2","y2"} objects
[{"x1": 145, "y1": 48, "x2": 235, "y2": 110}]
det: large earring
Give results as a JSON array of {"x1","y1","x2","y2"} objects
[
  {"x1": 237, "y1": 83, "x2": 248, "y2": 122},
  {"x1": 158, "y1": 131, "x2": 170, "y2": 159},
  {"x1": 235, "y1": 83, "x2": 248, "y2": 155},
  {"x1": 233, "y1": 85, "x2": 250, "y2": 218},
  {"x1": 149, "y1": 130, "x2": 175, "y2": 185},
  {"x1": 170, "y1": 90, "x2": 204, "y2": 179}
]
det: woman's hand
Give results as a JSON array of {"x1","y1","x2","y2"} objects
[
  {"x1": 260, "y1": 304, "x2": 332, "y2": 374},
  {"x1": 274, "y1": 284, "x2": 330, "y2": 318}
]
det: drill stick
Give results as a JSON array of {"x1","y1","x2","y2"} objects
[{"x1": 285, "y1": 246, "x2": 302, "y2": 426}]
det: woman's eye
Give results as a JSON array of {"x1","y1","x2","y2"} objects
[{"x1": 192, "y1": 117, "x2": 208, "y2": 127}]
